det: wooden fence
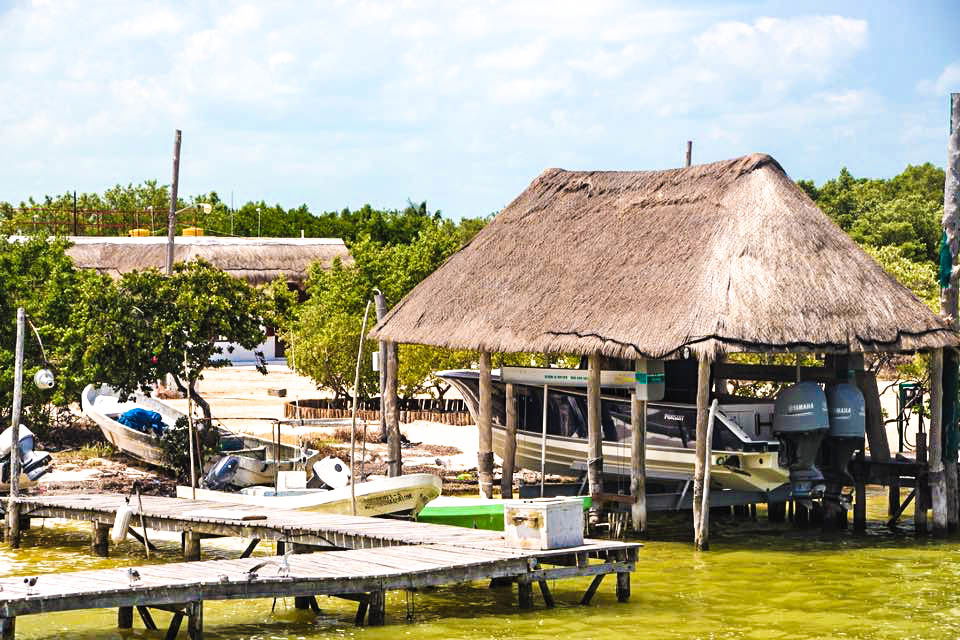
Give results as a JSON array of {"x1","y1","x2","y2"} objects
[{"x1": 284, "y1": 397, "x2": 473, "y2": 426}]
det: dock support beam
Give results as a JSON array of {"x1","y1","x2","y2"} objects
[
  {"x1": 1, "y1": 617, "x2": 14, "y2": 640},
  {"x1": 587, "y1": 353, "x2": 603, "y2": 524},
  {"x1": 91, "y1": 521, "x2": 110, "y2": 557},
  {"x1": 478, "y1": 351, "x2": 494, "y2": 499},
  {"x1": 291, "y1": 543, "x2": 317, "y2": 611},
  {"x1": 186, "y1": 601, "x2": 203, "y2": 640},
  {"x1": 692, "y1": 356, "x2": 712, "y2": 551},
  {"x1": 517, "y1": 580, "x2": 534, "y2": 609},
  {"x1": 183, "y1": 531, "x2": 201, "y2": 561},
  {"x1": 854, "y1": 478, "x2": 867, "y2": 533},
  {"x1": 118, "y1": 606, "x2": 133, "y2": 629},
  {"x1": 502, "y1": 382, "x2": 517, "y2": 499},
  {"x1": 630, "y1": 361, "x2": 647, "y2": 534},
  {"x1": 367, "y1": 590, "x2": 386, "y2": 626}
]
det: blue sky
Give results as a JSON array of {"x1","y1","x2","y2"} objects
[{"x1": 0, "y1": 1, "x2": 957, "y2": 219}]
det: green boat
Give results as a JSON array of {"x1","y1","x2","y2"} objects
[{"x1": 417, "y1": 495, "x2": 592, "y2": 531}]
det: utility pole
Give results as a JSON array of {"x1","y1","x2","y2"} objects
[
  {"x1": 6, "y1": 308, "x2": 25, "y2": 547},
  {"x1": 938, "y1": 93, "x2": 960, "y2": 533},
  {"x1": 166, "y1": 129, "x2": 182, "y2": 275},
  {"x1": 685, "y1": 140, "x2": 692, "y2": 168},
  {"x1": 374, "y1": 291, "x2": 389, "y2": 442}
]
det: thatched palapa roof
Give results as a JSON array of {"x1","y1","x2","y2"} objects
[
  {"x1": 372, "y1": 153, "x2": 960, "y2": 359},
  {"x1": 66, "y1": 236, "x2": 350, "y2": 286}
]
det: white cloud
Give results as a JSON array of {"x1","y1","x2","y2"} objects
[{"x1": 935, "y1": 61, "x2": 960, "y2": 95}]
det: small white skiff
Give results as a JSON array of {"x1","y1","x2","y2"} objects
[
  {"x1": 176, "y1": 473, "x2": 443, "y2": 517},
  {"x1": 81, "y1": 384, "x2": 320, "y2": 488}
]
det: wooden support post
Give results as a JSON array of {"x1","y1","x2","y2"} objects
[
  {"x1": 239, "y1": 538, "x2": 260, "y2": 558},
  {"x1": 186, "y1": 601, "x2": 203, "y2": 640},
  {"x1": 183, "y1": 531, "x2": 201, "y2": 561},
  {"x1": 6, "y1": 502, "x2": 20, "y2": 550},
  {"x1": 118, "y1": 607, "x2": 133, "y2": 629},
  {"x1": 374, "y1": 290, "x2": 389, "y2": 443},
  {"x1": 276, "y1": 540, "x2": 286, "y2": 555},
  {"x1": 292, "y1": 543, "x2": 314, "y2": 610},
  {"x1": 916, "y1": 436, "x2": 928, "y2": 535},
  {"x1": 587, "y1": 353, "x2": 604, "y2": 523},
  {"x1": 943, "y1": 94, "x2": 960, "y2": 532},
  {"x1": 91, "y1": 521, "x2": 109, "y2": 557},
  {"x1": 930, "y1": 349, "x2": 948, "y2": 536},
  {"x1": 888, "y1": 480, "x2": 901, "y2": 517},
  {"x1": 367, "y1": 590, "x2": 386, "y2": 626},
  {"x1": 166, "y1": 612, "x2": 184, "y2": 640},
  {"x1": 580, "y1": 574, "x2": 605, "y2": 605},
  {"x1": 517, "y1": 580, "x2": 534, "y2": 609},
  {"x1": 354, "y1": 595, "x2": 370, "y2": 625},
  {"x1": 0, "y1": 616, "x2": 14, "y2": 640},
  {"x1": 616, "y1": 571, "x2": 631, "y2": 603},
  {"x1": 853, "y1": 479, "x2": 867, "y2": 533},
  {"x1": 630, "y1": 364, "x2": 647, "y2": 534},
  {"x1": 692, "y1": 356, "x2": 712, "y2": 551},
  {"x1": 537, "y1": 580, "x2": 555, "y2": 608},
  {"x1": 137, "y1": 607, "x2": 158, "y2": 630},
  {"x1": 854, "y1": 370, "x2": 890, "y2": 463},
  {"x1": 478, "y1": 352, "x2": 494, "y2": 499},
  {"x1": 385, "y1": 341, "x2": 401, "y2": 477},
  {"x1": 502, "y1": 382, "x2": 517, "y2": 499}
]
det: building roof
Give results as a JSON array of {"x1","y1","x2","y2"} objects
[
  {"x1": 371, "y1": 153, "x2": 959, "y2": 359},
  {"x1": 65, "y1": 235, "x2": 351, "y2": 286}
]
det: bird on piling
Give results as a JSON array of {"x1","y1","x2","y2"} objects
[
  {"x1": 127, "y1": 568, "x2": 141, "y2": 586},
  {"x1": 23, "y1": 576, "x2": 38, "y2": 595}
]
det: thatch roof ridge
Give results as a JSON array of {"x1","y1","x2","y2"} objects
[{"x1": 371, "y1": 153, "x2": 959, "y2": 358}]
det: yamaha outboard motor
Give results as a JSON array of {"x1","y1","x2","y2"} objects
[
  {"x1": 773, "y1": 382, "x2": 829, "y2": 500},
  {"x1": 202, "y1": 455, "x2": 241, "y2": 490},
  {"x1": 0, "y1": 425, "x2": 53, "y2": 482},
  {"x1": 822, "y1": 383, "x2": 866, "y2": 488}
]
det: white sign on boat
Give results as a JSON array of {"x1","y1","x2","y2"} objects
[{"x1": 499, "y1": 362, "x2": 665, "y2": 400}]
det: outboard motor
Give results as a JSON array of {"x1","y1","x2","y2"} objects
[
  {"x1": 773, "y1": 382, "x2": 829, "y2": 500},
  {"x1": 0, "y1": 425, "x2": 52, "y2": 482},
  {"x1": 822, "y1": 383, "x2": 866, "y2": 487},
  {"x1": 202, "y1": 455, "x2": 241, "y2": 490},
  {"x1": 312, "y1": 456, "x2": 351, "y2": 489}
]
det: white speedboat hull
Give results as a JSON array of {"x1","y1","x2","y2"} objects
[{"x1": 176, "y1": 473, "x2": 443, "y2": 517}]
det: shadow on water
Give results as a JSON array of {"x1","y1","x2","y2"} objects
[{"x1": 5, "y1": 491, "x2": 960, "y2": 640}]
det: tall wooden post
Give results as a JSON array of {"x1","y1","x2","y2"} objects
[
  {"x1": 374, "y1": 291, "x2": 389, "y2": 442},
  {"x1": 5, "y1": 307, "x2": 25, "y2": 548},
  {"x1": 502, "y1": 383, "x2": 517, "y2": 499},
  {"x1": 630, "y1": 379, "x2": 647, "y2": 535},
  {"x1": 942, "y1": 93, "x2": 960, "y2": 529},
  {"x1": 930, "y1": 349, "x2": 948, "y2": 535},
  {"x1": 165, "y1": 129, "x2": 181, "y2": 275},
  {"x1": 385, "y1": 341, "x2": 401, "y2": 477},
  {"x1": 587, "y1": 353, "x2": 604, "y2": 522},
  {"x1": 478, "y1": 352, "x2": 494, "y2": 498},
  {"x1": 692, "y1": 356, "x2": 712, "y2": 550}
]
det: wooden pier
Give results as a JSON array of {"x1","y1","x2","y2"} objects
[{"x1": 0, "y1": 494, "x2": 638, "y2": 638}]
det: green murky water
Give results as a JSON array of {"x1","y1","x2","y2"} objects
[{"x1": 3, "y1": 491, "x2": 959, "y2": 639}]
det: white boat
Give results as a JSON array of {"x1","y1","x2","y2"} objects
[
  {"x1": 439, "y1": 367, "x2": 790, "y2": 494},
  {"x1": 81, "y1": 384, "x2": 320, "y2": 488},
  {"x1": 175, "y1": 473, "x2": 443, "y2": 517}
]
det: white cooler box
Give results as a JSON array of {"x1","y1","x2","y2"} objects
[{"x1": 503, "y1": 497, "x2": 584, "y2": 550}]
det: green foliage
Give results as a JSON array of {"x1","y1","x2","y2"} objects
[
  {"x1": 803, "y1": 163, "x2": 945, "y2": 264},
  {"x1": 282, "y1": 213, "x2": 488, "y2": 401},
  {"x1": 862, "y1": 245, "x2": 939, "y2": 311},
  {"x1": 158, "y1": 416, "x2": 218, "y2": 480}
]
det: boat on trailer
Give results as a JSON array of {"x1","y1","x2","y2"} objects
[
  {"x1": 437, "y1": 362, "x2": 790, "y2": 494},
  {"x1": 81, "y1": 384, "x2": 320, "y2": 488}
]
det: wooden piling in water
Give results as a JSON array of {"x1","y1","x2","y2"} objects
[
  {"x1": 693, "y1": 356, "x2": 711, "y2": 551},
  {"x1": 630, "y1": 361, "x2": 647, "y2": 534},
  {"x1": 91, "y1": 521, "x2": 109, "y2": 557},
  {"x1": 587, "y1": 353, "x2": 603, "y2": 523},
  {"x1": 183, "y1": 531, "x2": 201, "y2": 561}
]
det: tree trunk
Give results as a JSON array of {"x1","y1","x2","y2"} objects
[
  {"x1": 587, "y1": 353, "x2": 603, "y2": 523},
  {"x1": 477, "y1": 352, "x2": 494, "y2": 498},
  {"x1": 693, "y1": 356, "x2": 712, "y2": 550}
]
